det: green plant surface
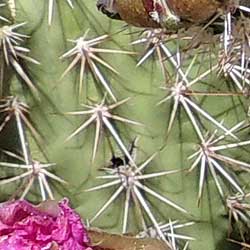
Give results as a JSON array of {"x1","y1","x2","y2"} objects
[{"x1": 1, "y1": 1, "x2": 250, "y2": 250}]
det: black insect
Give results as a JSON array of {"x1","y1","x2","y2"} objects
[{"x1": 109, "y1": 138, "x2": 137, "y2": 169}]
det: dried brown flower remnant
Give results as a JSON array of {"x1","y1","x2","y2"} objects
[
  {"x1": 88, "y1": 228, "x2": 170, "y2": 250},
  {"x1": 167, "y1": 0, "x2": 224, "y2": 23},
  {"x1": 97, "y1": 0, "x2": 229, "y2": 29},
  {"x1": 115, "y1": 0, "x2": 160, "y2": 28}
]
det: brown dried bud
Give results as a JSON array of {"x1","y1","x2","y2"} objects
[
  {"x1": 88, "y1": 228, "x2": 170, "y2": 250},
  {"x1": 97, "y1": 0, "x2": 230, "y2": 29},
  {"x1": 168, "y1": 0, "x2": 226, "y2": 23},
  {"x1": 115, "y1": 0, "x2": 160, "y2": 28}
]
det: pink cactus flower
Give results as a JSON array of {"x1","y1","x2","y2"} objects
[{"x1": 0, "y1": 198, "x2": 93, "y2": 250}]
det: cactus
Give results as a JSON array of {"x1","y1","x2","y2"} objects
[{"x1": 1, "y1": 0, "x2": 250, "y2": 249}]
